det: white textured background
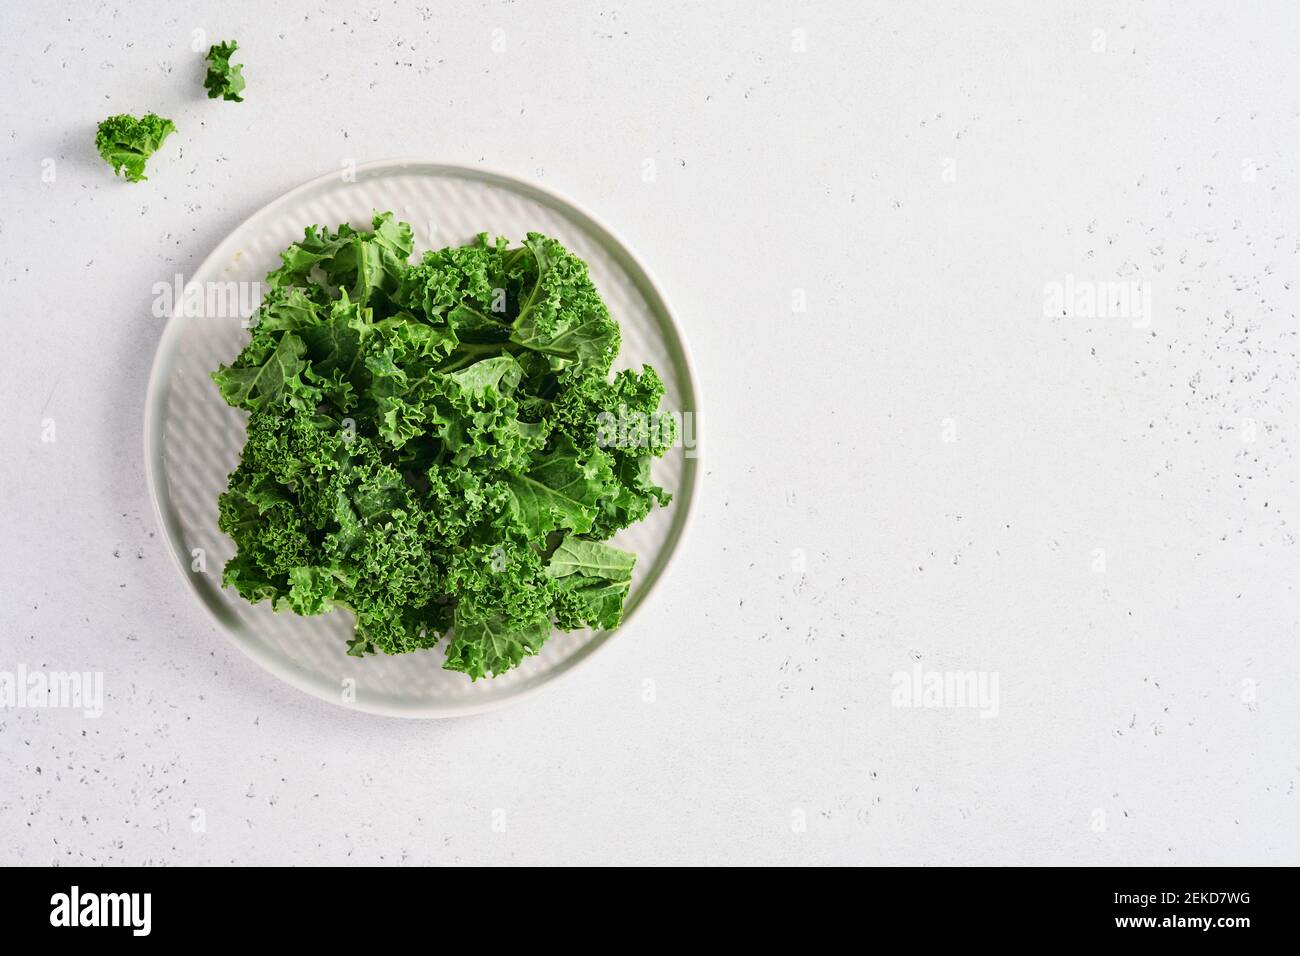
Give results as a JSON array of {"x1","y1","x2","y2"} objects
[{"x1": 1, "y1": 1, "x2": 1297, "y2": 865}]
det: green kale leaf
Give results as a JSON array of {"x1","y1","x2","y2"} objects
[
  {"x1": 94, "y1": 113, "x2": 176, "y2": 183},
  {"x1": 204, "y1": 40, "x2": 246, "y2": 102}
]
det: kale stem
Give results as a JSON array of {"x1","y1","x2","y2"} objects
[{"x1": 435, "y1": 342, "x2": 518, "y2": 374}]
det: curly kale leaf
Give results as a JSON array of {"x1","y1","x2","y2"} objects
[
  {"x1": 204, "y1": 40, "x2": 246, "y2": 102},
  {"x1": 547, "y1": 535, "x2": 636, "y2": 631},
  {"x1": 269, "y1": 212, "x2": 413, "y2": 308},
  {"x1": 211, "y1": 216, "x2": 675, "y2": 678},
  {"x1": 94, "y1": 113, "x2": 176, "y2": 183},
  {"x1": 212, "y1": 331, "x2": 318, "y2": 412},
  {"x1": 505, "y1": 439, "x2": 613, "y2": 538},
  {"x1": 506, "y1": 234, "x2": 620, "y2": 371},
  {"x1": 444, "y1": 614, "x2": 551, "y2": 680}
]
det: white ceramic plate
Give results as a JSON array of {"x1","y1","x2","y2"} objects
[{"x1": 144, "y1": 160, "x2": 700, "y2": 717}]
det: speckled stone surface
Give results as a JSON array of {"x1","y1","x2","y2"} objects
[{"x1": 1, "y1": 1, "x2": 1297, "y2": 865}]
